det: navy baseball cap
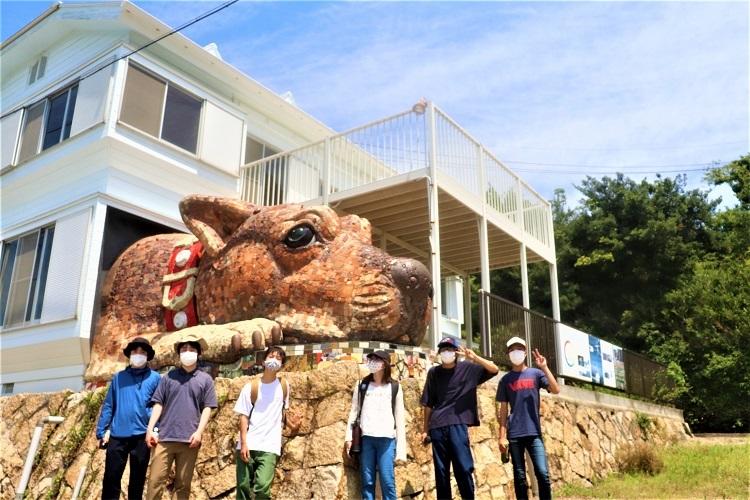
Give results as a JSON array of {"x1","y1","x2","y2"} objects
[{"x1": 437, "y1": 337, "x2": 460, "y2": 350}]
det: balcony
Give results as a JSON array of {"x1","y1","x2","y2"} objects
[{"x1": 239, "y1": 101, "x2": 558, "y2": 346}]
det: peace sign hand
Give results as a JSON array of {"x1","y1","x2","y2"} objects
[{"x1": 532, "y1": 349, "x2": 547, "y2": 369}]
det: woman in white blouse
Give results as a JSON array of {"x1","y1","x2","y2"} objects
[{"x1": 345, "y1": 350, "x2": 407, "y2": 500}]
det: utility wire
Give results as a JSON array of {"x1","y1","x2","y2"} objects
[
  {"x1": 505, "y1": 160, "x2": 717, "y2": 169},
  {"x1": 504, "y1": 140, "x2": 746, "y2": 152},
  {"x1": 514, "y1": 167, "x2": 712, "y2": 175},
  {"x1": 1, "y1": 0, "x2": 238, "y2": 120}
]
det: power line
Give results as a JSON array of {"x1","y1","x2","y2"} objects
[
  {"x1": 514, "y1": 167, "x2": 712, "y2": 175},
  {"x1": 505, "y1": 160, "x2": 718, "y2": 169},
  {"x1": 504, "y1": 140, "x2": 747, "y2": 152},
  {"x1": 1, "y1": 0, "x2": 239, "y2": 120}
]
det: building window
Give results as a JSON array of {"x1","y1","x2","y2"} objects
[
  {"x1": 1, "y1": 383, "x2": 13, "y2": 396},
  {"x1": 42, "y1": 86, "x2": 78, "y2": 150},
  {"x1": 28, "y1": 55, "x2": 47, "y2": 85},
  {"x1": 0, "y1": 226, "x2": 55, "y2": 328},
  {"x1": 120, "y1": 63, "x2": 203, "y2": 153},
  {"x1": 16, "y1": 84, "x2": 79, "y2": 164}
]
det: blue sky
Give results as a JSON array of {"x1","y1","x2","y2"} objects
[{"x1": 2, "y1": 1, "x2": 748, "y2": 207}]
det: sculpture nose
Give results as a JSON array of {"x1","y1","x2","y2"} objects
[{"x1": 390, "y1": 258, "x2": 433, "y2": 301}]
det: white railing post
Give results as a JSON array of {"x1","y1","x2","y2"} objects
[
  {"x1": 426, "y1": 102, "x2": 442, "y2": 351},
  {"x1": 515, "y1": 176, "x2": 524, "y2": 231},
  {"x1": 322, "y1": 137, "x2": 331, "y2": 205}
]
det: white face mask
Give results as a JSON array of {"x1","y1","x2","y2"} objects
[
  {"x1": 440, "y1": 350, "x2": 456, "y2": 364},
  {"x1": 130, "y1": 354, "x2": 147, "y2": 368},
  {"x1": 264, "y1": 358, "x2": 282, "y2": 371},
  {"x1": 180, "y1": 351, "x2": 198, "y2": 367},
  {"x1": 509, "y1": 350, "x2": 526, "y2": 366},
  {"x1": 366, "y1": 360, "x2": 384, "y2": 373}
]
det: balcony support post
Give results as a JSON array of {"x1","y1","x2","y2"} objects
[
  {"x1": 478, "y1": 215, "x2": 491, "y2": 357},
  {"x1": 463, "y1": 274, "x2": 473, "y2": 349},
  {"x1": 426, "y1": 102, "x2": 442, "y2": 350},
  {"x1": 520, "y1": 242, "x2": 532, "y2": 361}
]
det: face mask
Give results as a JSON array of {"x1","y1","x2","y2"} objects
[
  {"x1": 440, "y1": 350, "x2": 456, "y2": 364},
  {"x1": 264, "y1": 358, "x2": 282, "y2": 371},
  {"x1": 130, "y1": 354, "x2": 147, "y2": 368},
  {"x1": 180, "y1": 351, "x2": 198, "y2": 367},
  {"x1": 366, "y1": 360, "x2": 384, "y2": 373},
  {"x1": 509, "y1": 350, "x2": 526, "y2": 366}
]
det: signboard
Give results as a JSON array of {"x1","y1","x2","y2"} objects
[
  {"x1": 589, "y1": 336, "x2": 604, "y2": 385},
  {"x1": 556, "y1": 324, "x2": 592, "y2": 381}
]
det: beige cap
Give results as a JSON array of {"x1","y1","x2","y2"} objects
[{"x1": 174, "y1": 334, "x2": 208, "y2": 355}]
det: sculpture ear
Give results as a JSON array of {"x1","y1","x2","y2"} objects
[{"x1": 179, "y1": 195, "x2": 257, "y2": 256}]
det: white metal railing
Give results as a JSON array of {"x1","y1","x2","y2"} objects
[{"x1": 239, "y1": 102, "x2": 552, "y2": 249}]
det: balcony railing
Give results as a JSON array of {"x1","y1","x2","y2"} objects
[{"x1": 239, "y1": 102, "x2": 553, "y2": 250}]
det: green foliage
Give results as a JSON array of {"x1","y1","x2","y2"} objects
[
  {"x1": 635, "y1": 412, "x2": 654, "y2": 439},
  {"x1": 706, "y1": 154, "x2": 750, "y2": 208}
]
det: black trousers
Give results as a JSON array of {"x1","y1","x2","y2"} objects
[{"x1": 102, "y1": 434, "x2": 149, "y2": 500}]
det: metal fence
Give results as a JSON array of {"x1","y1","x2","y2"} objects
[{"x1": 478, "y1": 290, "x2": 668, "y2": 400}]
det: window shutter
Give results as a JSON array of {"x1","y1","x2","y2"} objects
[
  {"x1": 199, "y1": 102, "x2": 243, "y2": 174},
  {"x1": 70, "y1": 64, "x2": 111, "y2": 137},
  {"x1": 1, "y1": 109, "x2": 23, "y2": 168},
  {"x1": 40, "y1": 209, "x2": 91, "y2": 323}
]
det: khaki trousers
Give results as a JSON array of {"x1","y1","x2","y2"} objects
[{"x1": 146, "y1": 442, "x2": 200, "y2": 500}]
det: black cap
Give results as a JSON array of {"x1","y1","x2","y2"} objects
[
  {"x1": 123, "y1": 337, "x2": 155, "y2": 361},
  {"x1": 367, "y1": 350, "x2": 391, "y2": 363}
]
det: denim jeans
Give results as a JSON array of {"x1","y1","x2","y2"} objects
[
  {"x1": 360, "y1": 436, "x2": 397, "y2": 500},
  {"x1": 429, "y1": 424, "x2": 475, "y2": 500},
  {"x1": 508, "y1": 436, "x2": 552, "y2": 500}
]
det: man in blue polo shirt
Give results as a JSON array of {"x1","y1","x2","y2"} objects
[
  {"x1": 145, "y1": 334, "x2": 217, "y2": 500},
  {"x1": 497, "y1": 336, "x2": 560, "y2": 500},
  {"x1": 96, "y1": 337, "x2": 161, "y2": 500},
  {"x1": 420, "y1": 337, "x2": 499, "y2": 500}
]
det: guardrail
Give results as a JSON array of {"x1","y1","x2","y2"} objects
[
  {"x1": 239, "y1": 102, "x2": 553, "y2": 251},
  {"x1": 478, "y1": 290, "x2": 668, "y2": 400}
]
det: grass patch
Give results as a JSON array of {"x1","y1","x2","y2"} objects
[{"x1": 557, "y1": 442, "x2": 749, "y2": 499}]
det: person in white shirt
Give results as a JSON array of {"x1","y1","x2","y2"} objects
[
  {"x1": 345, "y1": 350, "x2": 407, "y2": 500},
  {"x1": 234, "y1": 346, "x2": 290, "y2": 500}
]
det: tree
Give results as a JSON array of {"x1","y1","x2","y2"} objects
[{"x1": 561, "y1": 174, "x2": 717, "y2": 350}]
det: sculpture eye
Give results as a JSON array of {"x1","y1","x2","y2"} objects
[{"x1": 283, "y1": 224, "x2": 317, "y2": 249}]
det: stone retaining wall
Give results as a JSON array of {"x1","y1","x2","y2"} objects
[{"x1": 0, "y1": 361, "x2": 687, "y2": 499}]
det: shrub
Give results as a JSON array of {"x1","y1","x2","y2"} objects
[{"x1": 616, "y1": 442, "x2": 664, "y2": 475}]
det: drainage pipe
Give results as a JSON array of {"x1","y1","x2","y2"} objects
[
  {"x1": 70, "y1": 452, "x2": 91, "y2": 500},
  {"x1": 15, "y1": 415, "x2": 65, "y2": 500}
]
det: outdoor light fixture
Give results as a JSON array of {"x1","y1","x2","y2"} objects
[{"x1": 412, "y1": 98, "x2": 427, "y2": 114}]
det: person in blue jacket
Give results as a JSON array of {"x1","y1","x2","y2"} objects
[{"x1": 96, "y1": 337, "x2": 161, "y2": 500}]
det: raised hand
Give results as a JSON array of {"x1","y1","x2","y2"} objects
[{"x1": 532, "y1": 348, "x2": 547, "y2": 369}]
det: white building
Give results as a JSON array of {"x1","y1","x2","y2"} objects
[{"x1": 0, "y1": 1, "x2": 559, "y2": 394}]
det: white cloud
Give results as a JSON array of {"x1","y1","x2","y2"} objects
[{"x1": 133, "y1": 1, "x2": 748, "y2": 206}]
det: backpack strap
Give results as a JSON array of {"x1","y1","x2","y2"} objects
[
  {"x1": 390, "y1": 380, "x2": 399, "y2": 429},
  {"x1": 355, "y1": 376, "x2": 371, "y2": 425}
]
